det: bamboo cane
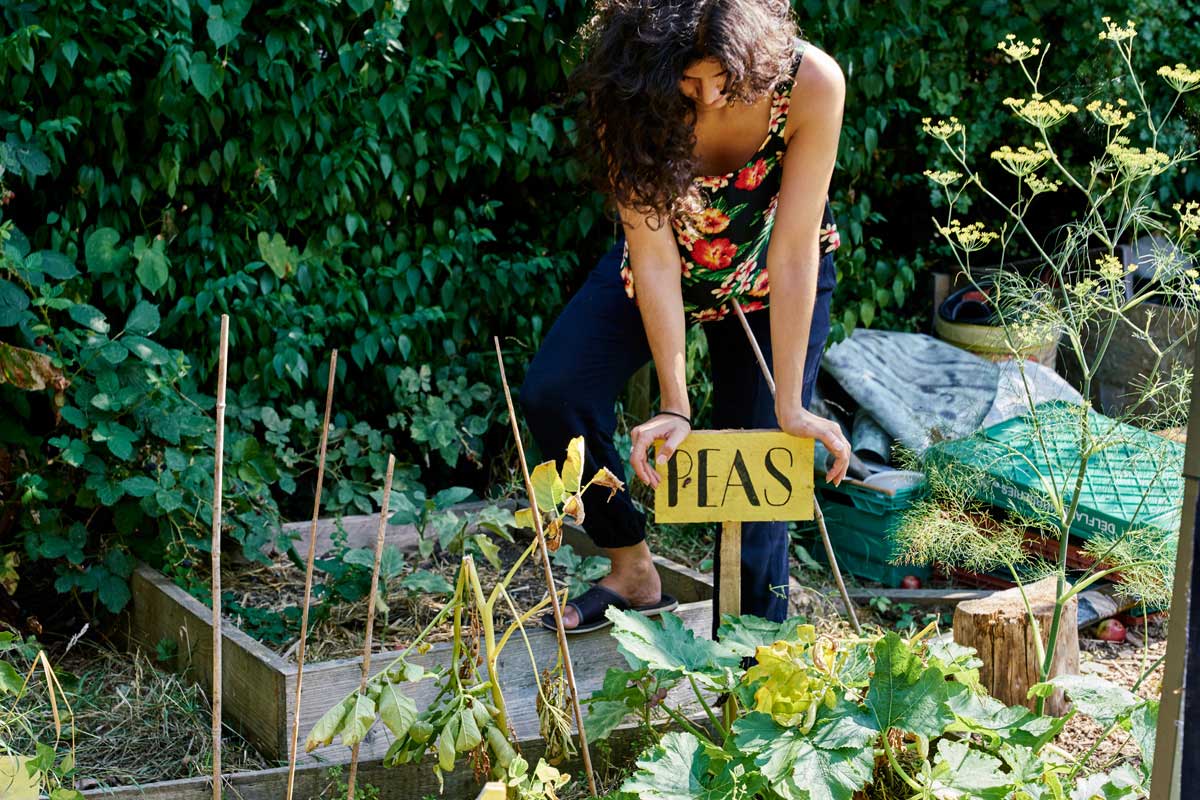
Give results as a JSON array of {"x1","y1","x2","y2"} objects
[
  {"x1": 211, "y1": 314, "x2": 229, "y2": 800},
  {"x1": 730, "y1": 302, "x2": 862, "y2": 636},
  {"x1": 347, "y1": 453, "x2": 396, "y2": 799},
  {"x1": 286, "y1": 350, "x2": 338, "y2": 800},
  {"x1": 493, "y1": 338, "x2": 597, "y2": 798}
]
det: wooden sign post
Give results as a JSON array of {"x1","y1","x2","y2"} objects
[{"x1": 654, "y1": 430, "x2": 815, "y2": 622}]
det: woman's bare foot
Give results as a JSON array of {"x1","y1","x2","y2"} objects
[{"x1": 560, "y1": 541, "x2": 662, "y2": 629}]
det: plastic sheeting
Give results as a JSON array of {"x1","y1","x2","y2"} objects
[
  {"x1": 821, "y1": 330, "x2": 1085, "y2": 454},
  {"x1": 822, "y1": 331, "x2": 999, "y2": 453},
  {"x1": 982, "y1": 359, "x2": 1084, "y2": 429}
]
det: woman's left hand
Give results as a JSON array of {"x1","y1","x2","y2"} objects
[{"x1": 777, "y1": 405, "x2": 850, "y2": 486}]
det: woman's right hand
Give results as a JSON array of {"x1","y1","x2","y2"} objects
[
  {"x1": 629, "y1": 413, "x2": 692, "y2": 489},
  {"x1": 777, "y1": 404, "x2": 851, "y2": 486}
]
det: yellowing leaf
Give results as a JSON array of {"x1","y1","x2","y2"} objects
[
  {"x1": 305, "y1": 695, "x2": 352, "y2": 752},
  {"x1": 515, "y1": 508, "x2": 536, "y2": 529},
  {"x1": 530, "y1": 461, "x2": 564, "y2": 514},
  {"x1": 545, "y1": 517, "x2": 563, "y2": 552},
  {"x1": 562, "y1": 436, "x2": 585, "y2": 493},
  {"x1": 563, "y1": 493, "x2": 585, "y2": 526},
  {"x1": 340, "y1": 693, "x2": 378, "y2": 747},
  {"x1": 589, "y1": 467, "x2": 625, "y2": 500},
  {"x1": 0, "y1": 552, "x2": 18, "y2": 596}
]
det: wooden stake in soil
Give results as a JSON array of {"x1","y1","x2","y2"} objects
[
  {"x1": 730, "y1": 302, "x2": 862, "y2": 636},
  {"x1": 211, "y1": 314, "x2": 230, "y2": 800},
  {"x1": 286, "y1": 350, "x2": 338, "y2": 800},
  {"x1": 347, "y1": 453, "x2": 396, "y2": 800},
  {"x1": 493, "y1": 337, "x2": 598, "y2": 799}
]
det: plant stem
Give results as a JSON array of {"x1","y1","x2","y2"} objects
[
  {"x1": 882, "y1": 731, "x2": 923, "y2": 793},
  {"x1": 686, "y1": 674, "x2": 724, "y2": 739},
  {"x1": 490, "y1": 539, "x2": 540, "y2": 610},
  {"x1": 660, "y1": 703, "x2": 713, "y2": 745},
  {"x1": 495, "y1": 589, "x2": 566, "y2": 655},
  {"x1": 466, "y1": 556, "x2": 509, "y2": 734}
]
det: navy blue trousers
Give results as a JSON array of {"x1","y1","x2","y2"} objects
[{"x1": 519, "y1": 235, "x2": 836, "y2": 624}]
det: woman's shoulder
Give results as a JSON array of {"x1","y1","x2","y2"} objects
[{"x1": 782, "y1": 41, "x2": 845, "y2": 139}]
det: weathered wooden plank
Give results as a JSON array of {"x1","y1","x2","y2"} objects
[
  {"x1": 846, "y1": 588, "x2": 990, "y2": 606},
  {"x1": 128, "y1": 567, "x2": 289, "y2": 758},
  {"x1": 288, "y1": 600, "x2": 713, "y2": 763},
  {"x1": 80, "y1": 717, "x2": 664, "y2": 799}
]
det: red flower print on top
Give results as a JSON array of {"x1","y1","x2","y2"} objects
[
  {"x1": 695, "y1": 174, "x2": 731, "y2": 190},
  {"x1": 770, "y1": 97, "x2": 790, "y2": 134},
  {"x1": 696, "y1": 208, "x2": 731, "y2": 234},
  {"x1": 620, "y1": 264, "x2": 635, "y2": 300},
  {"x1": 820, "y1": 223, "x2": 842, "y2": 254},
  {"x1": 691, "y1": 238, "x2": 737, "y2": 270},
  {"x1": 735, "y1": 158, "x2": 769, "y2": 191},
  {"x1": 738, "y1": 299, "x2": 766, "y2": 314},
  {"x1": 693, "y1": 307, "x2": 729, "y2": 323},
  {"x1": 748, "y1": 268, "x2": 770, "y2": 297}
]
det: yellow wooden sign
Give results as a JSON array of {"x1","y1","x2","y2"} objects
[{"x1": 653, "y1": 430, "x2": 814, "y2": 523}]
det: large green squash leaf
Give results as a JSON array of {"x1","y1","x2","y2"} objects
[
  {"x1": 946, "y1": 683, "x2": 1068, "y2": 751},
  {"x1": 1040, "y1": 674, "x2": 1141, "y2": 727},
  {"x1": 925, "y1": 739, "x2": 1015, "y2": 800},
  {"x1": 733, "y1": 710, "x2": 875, "y2": 800},
  {"x1": 606, "y1": 608, "x2": 740, "y2": 690},
  {"x1": 865, "y1": 632, "x2": 955, "y2": 738},
  {"x1": 621, "y1": 731, "x2": 758, "y2": 800},
  {"x1": 715, "y1": 613, "x2": 809, "y2": 657}
]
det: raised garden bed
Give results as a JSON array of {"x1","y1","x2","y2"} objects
[
  {"x1": 79, "y1": 719, "x2": 655, "y2": 799},
  {"x1": 130, "y1": 510, "x2": 714, "y2": 765}
]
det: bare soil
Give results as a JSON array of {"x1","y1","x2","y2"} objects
[{"x1": 220, "y1": 537, "x2": 573, "y2": 663}]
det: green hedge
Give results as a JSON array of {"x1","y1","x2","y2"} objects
[{"x1": 1, "y1": 0, "x2": 1196, "y2": 614}]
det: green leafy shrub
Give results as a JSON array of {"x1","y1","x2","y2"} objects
[
  {"x1": 1, "y1": 0, "x2": 602, "y2": 486},
  {"x1": 0, "y1": 220, "x2": 288, "y2": 612}
]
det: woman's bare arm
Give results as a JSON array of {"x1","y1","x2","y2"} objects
[
  {"x1": 619, "y1": 202, "x2": 693, "y2": 487},
  {"x1": 765, "y1": 44, "x2": 851, "y2": 484}
]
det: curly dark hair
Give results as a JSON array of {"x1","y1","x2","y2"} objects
[{"x1": 570, "y1": 0, "x2": 800, "y2": 224}]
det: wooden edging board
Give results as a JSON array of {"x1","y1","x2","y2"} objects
[
  {"x1": 129, "y1": 511, "x2": 715, "y2": 765},
  {"x1": 80, "y1": 716, "x2": 662, "y2": 799}
]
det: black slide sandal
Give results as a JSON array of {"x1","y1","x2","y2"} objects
[{"x1": 540, "y1": 584, "x2": 679, "y2": 635}]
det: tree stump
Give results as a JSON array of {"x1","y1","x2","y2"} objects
[{"x1": 952, "y1": 576, "x2": 1080, "y2": 716}]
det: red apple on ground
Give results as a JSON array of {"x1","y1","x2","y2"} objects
[
  {"x1": 900, "y1": 575, "x2": 922, "y2": 590},
  {"x1": 1096, "y1": 618, "x2": 1127, "y2": 642}
]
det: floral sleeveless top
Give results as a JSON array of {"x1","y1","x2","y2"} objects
[{"x1": 618, "y1": 40, "x2": 841, "y2": 323}]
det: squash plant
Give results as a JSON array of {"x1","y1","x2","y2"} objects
[
  {"x1": 305, "y1": 437, "x2": 619, "y2": 794},
  {"x1": 586, "y1": 610, "x2": 1157, "y2": 800}
]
